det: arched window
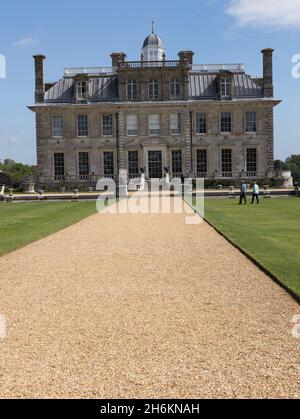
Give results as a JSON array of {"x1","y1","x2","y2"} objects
[
  {"x1": 148, "y1": 79, "x2": 159, "y2": 100},
  {"x1": 170, "y1": 78, "x2": 181, "y2": 98},
  {"x1": 127, "y1": 80, "x2": 137, "y2": 100}
]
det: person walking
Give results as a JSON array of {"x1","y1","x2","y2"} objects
[
  {"x1": 239, "y1": 181, "x2": 248, "y2": 205},
  {"x1": 251, "y1": 181, "x2": 260, "y2": 205}
]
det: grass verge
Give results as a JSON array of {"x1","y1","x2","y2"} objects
[
  {"x1": 0, "y1": 201, "x2": 98, "y2": 256},
  {"x1": 199, "y1": 198, "x2": 300, "y2": 297}
]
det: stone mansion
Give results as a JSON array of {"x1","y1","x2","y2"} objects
[{"x1": 29, "y1": 28, "x2": 280, "y2": 187}]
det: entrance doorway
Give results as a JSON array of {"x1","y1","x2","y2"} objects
[{"x1": 148, "y1": 151, "x2": 163, "y2": 179}]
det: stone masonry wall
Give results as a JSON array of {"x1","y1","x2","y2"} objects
[{"x1": 34, "y1": 100, "x2": 276, "y2": 181}]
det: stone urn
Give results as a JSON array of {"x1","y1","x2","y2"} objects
[
  {"x1": 24, "y1": 176, "x2": 36, "y2": 194},
  {"x1": 274, "y1": 171, "x2": 294, "y2": 189}
]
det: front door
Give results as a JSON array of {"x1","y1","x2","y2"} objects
[{"x1": 148, "y1": 151, "x2": 163, "y2": 179}]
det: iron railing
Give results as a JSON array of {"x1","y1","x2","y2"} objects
[
  {"x1": 37, "y1": 171, "x2": 269, "y2": 184},
  {"x1": 119, "y1": 60, "x2": 182, "y2": 69},
  {"x1": 191, "y1": 64, "x2": 245, "y2": 73},
  {"x1": 64, "y1": 67, "x2": 116, "y2": 76}
]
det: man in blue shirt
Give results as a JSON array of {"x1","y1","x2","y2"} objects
[
  {"x1": 251, "y1": 181, "x2": 260, "y2": 205},
  {"x1": 239, "y1": 181, "x2": 248, "y2": 205}
]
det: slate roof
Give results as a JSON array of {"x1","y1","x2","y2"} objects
[
  {"x1": 44, "y1": 71, "x2": 263, "y2": 103},
  {"x1": 189, "y1": 73, "x2": 263, "y2": 99},
  {"x1": 45, "y1": 76, "x2": 118, "y2": 103}
]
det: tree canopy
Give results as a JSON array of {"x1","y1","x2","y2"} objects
[
  {"x1": 275, "y1": 155, "x2": 300, "y2": 183},
  {"x1": 0, "y1": 159, "x2": 37, "y2": 185}
]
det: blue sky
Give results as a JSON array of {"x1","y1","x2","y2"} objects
[{"x1": 0, "y1": 0, "x2": 299, "y2": 164}]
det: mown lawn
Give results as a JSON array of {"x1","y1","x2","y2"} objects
[
  {"x1": 0, "y1": 201, "x2": 97, "y2": 256},
  {"x1": 202, "y1": 198, "x2": 300, "y2": 297}
]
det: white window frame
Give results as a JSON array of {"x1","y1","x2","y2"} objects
[
  {"x1": 102, "y1": 115, "x2": 113, "y2": 137},
  {"x1": 220, "y1": 112, "x2": 232, "y2": 134},
  {"x1": 127, "y1": 115, "x2": 138, "y2": 136},
  {"x1": 245, "y1": 111, "x2": 257, "y2": 133},
  {"x1": 170, "y1": 78, "x2": 181, "y2": 98},
  {"x1": 148, "y1": 114, "x2": 161, "y2": 136},
  {"x1": 52, "y1": 116, "x2": 64, "y2": 138},
  {"x1": 77, "y1": 115, "x2": 89, "y2": 137},
  {"x1": 195, "y1": 113, "x2": 207, "y2": 135},
  {"x1": 170, "y1": 113, "x2": 181, "y2": 135},
  {"x1": 76, "y1": 81, "x2": 88, "y2": 100},
  {"x1": 127, "y1": 80, "x2": 137, "y2": 100},
  {"x1": 148, "y1": 79, "x2": 159, "y2": 100},
  {"x1": 220, "y1": 78, "x2": 231, "y2": 97}
]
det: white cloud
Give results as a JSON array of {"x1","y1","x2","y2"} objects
[
  {"x1": 226, "y1": 0, "x2": 300, "y2": 30},
  {"x1": 12, "y1": 37, "x2": 38, "y2": 48}
]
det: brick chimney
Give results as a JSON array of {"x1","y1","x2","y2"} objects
[
  {"x1": 111, "y1": 52, "x2": 127, "y2": 68},
  {"x1": 33, "y1": 54, "x2": 46, "y2": 103},
  {"x1": 178, "y1": 51, "x2": 194, "y2": 66},
  {"x1": 261, "y1": 48, "x2": 274, "y2": 97}
]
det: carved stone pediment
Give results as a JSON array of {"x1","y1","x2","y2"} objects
[{"x1": 141, "y1": 137, "x2": 169, "y2": 147}]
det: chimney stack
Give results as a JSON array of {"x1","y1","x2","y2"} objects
[
  {"x1": 261, "y1": 48, "x2": 274, "y2": 97},
  {"x1": 178, "y1": 51, "x2": 194, "y2": 66},
  {"x1": 111, "y1": 52, "x2": 127, "y2": 68},
  {"x1": 33, "y1": 54, "x2": 46, "y2": 103}
]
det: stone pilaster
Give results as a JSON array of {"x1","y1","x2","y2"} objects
[
  {"x1": 266, "y1": 107, "x2": 275, "y2": 173},
  {"x1": 118, "y1": 111, "x2": 126, "y2": 171},
  {"x1": 183, "y1": 109, "x2": 192, "y2": 175}
]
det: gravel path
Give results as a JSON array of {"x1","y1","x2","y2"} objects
[{"x1": 0, "y1": 198, "x2": 299, "y2": 399}]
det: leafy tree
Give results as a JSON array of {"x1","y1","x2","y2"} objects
[
  {"x1": 282, "y1": 155, "x2": 300, "y2": 183},
  {"x1": 0, "y1": 159, "x2": 37, "y2": 185},
  {"x1": 274, "y1": 159, "x2": 285, "y2": 171}
]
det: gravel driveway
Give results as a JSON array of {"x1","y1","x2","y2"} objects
[{"x1": 0, "y1": 199, "x2": 299, "y2": 398}]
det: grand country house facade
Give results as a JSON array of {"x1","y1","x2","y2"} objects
[{"x1": 29, "y1": 28, "x2": 280, "y2": 188}]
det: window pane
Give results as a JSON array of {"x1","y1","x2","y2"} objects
[
  {"x1": 104, "y1": 152, "x2": 114, "y2": 176},
  {"x1": 221, "y1": 149, "x2": 232, "y2": 176},
  {"x1": 77, "y1": 115, "x2": 88, "y2": 137},
  {"x1": 149, "y1": 80, "x2": 159, "y2": 100},
  {"x1": 79, "y1": 152, "x2": 90, "y2": 177},
  {"x1": 246, "y1": 112, "x2": 257, "y2": 133},
  {"x1": 149, "y1": 114, "x2": 160, "y2": 135},
  {"x1": 127, "y1": 115, "x2": 138, "y2": 136},
  {"x1": 196, "y1": 113, "x2": 207, "y2": 134},
  {"x1": 128, "y1": 151, "x2": 139, "y2": 175},
  {"x1": 221, "y1": 112, "x2": 232, "y2": 133},
  {"x1": 76, "y1": 81, "x2": 88, "y2": 100},
  {"x1": 54, "y1": 153, "x2": 65, "y2": 179},
  {"x1": 220, "y1": 78, "x2": 230, "y2": 97},
  {"x1": 247, "y1": 148, "x2": 257, "y2": 174},
  {"x1": 170, "y1": 78, "x2": 180, "y2": 98},
  {"x1": 197, "y1": 150, "x2": 208, "y2": 175},
  {"x1": 52, "y1": 116, "x2": 63, "y2": 137},
  {"x1": 128, "y1": 80, "x2": 137, "y2": 100},
  {"x1": 172, "y1": 150, "x2": 182, "y2": 174},
  {"x1": 170, "y1": 114, "x2": 181, "y2": 135},
  {"x1": 103, "y1": 115, "x2": 113, "y2": 136}
]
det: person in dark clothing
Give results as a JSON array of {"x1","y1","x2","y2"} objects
[{"x1": 239, "y1": 181, "x2": 248, "y2": 205}]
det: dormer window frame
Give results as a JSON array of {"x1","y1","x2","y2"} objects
[
  {"x1": 218, "y1": 71, "x2": 233, "y2": 100},
  {"x1": 74, "y1": 75, "x2": 89, "y2": 103}
]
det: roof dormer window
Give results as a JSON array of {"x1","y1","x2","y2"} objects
[
  {"x1": 76, "y1": 80, "x2": 88, "y2": 101},
  {"x1": 220, "y1": 77, "x2": 231, "y2": 97}
]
